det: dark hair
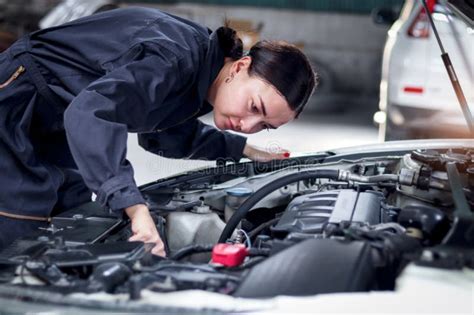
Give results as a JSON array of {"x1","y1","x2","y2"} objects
[
  {"x1": 216, "y1": 26, "x2": 244, "y2": 60},
  {"x1": 216, "y1": 26, "x2": 317, "y2": 117}
]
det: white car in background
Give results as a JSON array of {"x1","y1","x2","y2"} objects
[{"x1": 374, "y1": 0, "x2": 474, "y2": 140}]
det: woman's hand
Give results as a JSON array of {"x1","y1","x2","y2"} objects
[
  {"x1": 243, "y1": 144, "x2": 290, "y2": 162},
  {"x1": 125, "y1": 204, "x2": 166, "y2": 257}
]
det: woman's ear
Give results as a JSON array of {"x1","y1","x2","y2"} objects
[{"x1": 230, "y1": 56, "x2": 252, "y2": 75}]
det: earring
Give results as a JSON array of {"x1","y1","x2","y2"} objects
[{"x1": 225, "y1": 73, "x2": 234, "y2": 83}]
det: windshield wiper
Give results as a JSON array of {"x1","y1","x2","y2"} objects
[{"x1": 420, "y1": 0, "x2": 474, "y2": 136}]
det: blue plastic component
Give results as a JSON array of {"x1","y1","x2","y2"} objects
[{"x1": 225, "y1": 187, "x2": 253, "y2": 197}]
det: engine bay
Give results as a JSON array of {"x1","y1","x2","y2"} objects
[{"x1": 1, "y1": 146, "x2": 473, "y2": 303}]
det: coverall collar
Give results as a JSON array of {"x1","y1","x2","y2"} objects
[{"x1": 197, "y1": 30, "x2": 225, "y2": 105}]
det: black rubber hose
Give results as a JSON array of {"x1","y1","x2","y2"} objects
[
  {"x1": 218, "y1": 169, "x2": 340, "y2": 243},
  {"x1": 169, "y1": 244, "x2": 214, "y2": 261},
  {"x1": 446, "y1": 162, "x2": 471, "y2": 215},
  {"x1": 248, "y1": 217, "x2": 281, "y2": 239},
  {"x1": 248, "y1": 248, "x2": 271, "y2": 256}
]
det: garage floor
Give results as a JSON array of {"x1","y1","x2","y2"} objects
[{"x1": 127, "y1": 101, "x2": 379, "y2": 185}]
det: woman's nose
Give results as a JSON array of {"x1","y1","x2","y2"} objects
[{"x1": 240, "y1": 117, "x2": 261, "y2": 133}]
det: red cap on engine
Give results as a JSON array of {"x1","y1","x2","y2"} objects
[{"x1": 212, "y1": 244, "x2": 248, "y2": 267}]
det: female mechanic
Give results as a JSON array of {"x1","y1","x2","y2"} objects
[{"x1": 0, "y1": 7, "x2": 316, "y2": 255}]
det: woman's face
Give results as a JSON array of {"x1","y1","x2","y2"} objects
[{"x1": 212, "y1": 57, "x2": 295, "y2": 134}]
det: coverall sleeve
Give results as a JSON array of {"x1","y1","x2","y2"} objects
[
  {"x1": 64, "y1": 53, "x2": 189, "y2": 212},
  {"x1": 137, "y1": 119, "x2": 247, "y2": 161}
]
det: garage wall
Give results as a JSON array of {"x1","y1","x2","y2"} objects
[
  {"x1": 128, "y1": 0, "x2": 404, "y2": 14},
  {"x1": 128, "y1": 2, "x2": 393, "y2": 110}
]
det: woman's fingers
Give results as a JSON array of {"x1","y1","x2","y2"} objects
[
  {"x1": 128, "y1": 226, "x2": 167, "y2": 257},
  {"x1": 268, "y1": 150, "x2": 290, "y2": 160},
  {"x1": 128, "y1": 234, "x2": 142, "y2": 242},
  {"x1": 125, "y1": 204, "x2": 167, "y2": 257},
  {"x1": 151, "y1": 241, "x2": 166, "y2": 256},
  {"x1": 128, "y1": 229, "x2": 154, "y2": 243},
  {"x1": 128, "y1": 231, "x2": 166, "y2": 257},
  {"x1": 244, "y1": 144, "x2": 290, "y2": 162}
]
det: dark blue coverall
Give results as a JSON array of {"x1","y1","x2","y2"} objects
[{"x1": 0, "y1": 7, "x2": 247, "y2": 249}]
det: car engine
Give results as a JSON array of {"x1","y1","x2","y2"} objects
[{"x1": 0, "y1": 147, "x2": 473, "y2": 301}]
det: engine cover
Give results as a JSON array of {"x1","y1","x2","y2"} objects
[{"x1": 272, "y1": 189, "x2": 384, "y2": 235}]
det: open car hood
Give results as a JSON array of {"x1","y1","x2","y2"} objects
[
  {"x1": 448, "y1": 0, "x2": 474, "y2": 26},
  {"x1": 0, "y1": 139, "x2": 473, "y2": 314}
]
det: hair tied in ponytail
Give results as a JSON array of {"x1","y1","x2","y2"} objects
[{"x1": 216, "y1": 26, "x2": 244, "y2": 60}]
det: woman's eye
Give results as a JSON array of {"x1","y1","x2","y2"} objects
[
  {"x1": 262, "y1": 124, "x2": 270, "y2": 132},
  {"x1": 251, "y1": 103, "x2": 259, "y2": 113}
]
